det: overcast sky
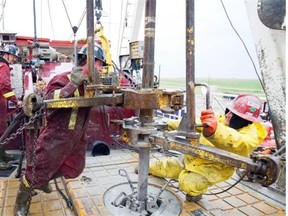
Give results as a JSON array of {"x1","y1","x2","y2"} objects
[{"x1": 2, "y1": 0, "x2": 261, "y2": 79}]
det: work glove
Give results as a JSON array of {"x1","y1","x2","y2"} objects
[
  {"x1": 16, "y1": 101, "x2": 23, "y2": 110},
  {"x1": 71, "y1": 67, "x2": 86, "y2": 87},
  {"x1": 200, "y1": 109, "x2": 217, "y2": 136}
]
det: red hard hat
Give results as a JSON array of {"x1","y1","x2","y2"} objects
[{"x1": 227, "y1": 94, "x2": 263, "y2": 122}]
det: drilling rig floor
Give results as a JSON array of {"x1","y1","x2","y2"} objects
[{"x1": 0, "y1": 149, "x2": 285, "y2": 216}]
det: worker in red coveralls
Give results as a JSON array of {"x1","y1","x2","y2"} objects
[
  {"x1": 14, "y1": 44, "x2": 107, "y2": 216},
  {"x1": 0, "y1": 44, "x2": 20, "y2": 170}
]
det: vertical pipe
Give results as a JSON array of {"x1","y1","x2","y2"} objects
[
  {"x1": 140, "y1": 0, "x2": 156, "y2": 124},
  {"x1": 142, "y1": 0, "x2": 156, "y2": 89},
  {"x1": 137, "y1": 147, "x2": 150, "y2": 209},
  {"x1": 137, "y1": 0, "x2": 156, "y2": 210},
  {"x1": 74, "y1": 40, "x2": 78, "y2": 67},
  {"x1": 32, "y1": 0, "x2": 42, "y2": 81},
  {"x1": 186, "y1": 0, "x2": 196, "y2": 132},
  {"x1": 33, "y1": 0, "x2": 37, "y2": 42},
  {"x1": 87, "y1": 0, "x2": 95, "y2": 84}
]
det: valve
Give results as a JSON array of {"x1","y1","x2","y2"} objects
[{"x1": 249, "y1": 154, "x2": 280, "y2": 186}]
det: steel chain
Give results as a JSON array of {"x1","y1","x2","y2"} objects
[
  {"x1": 0, "y1": 106, "x2": 44, "y2": 216},
  {"x1": 24, "y1": 120, "x2": 39, "y2": 216},
  {"x1": 0, "y1": 109, "x2": 44, "y2": 146},
  {"x1": 0, "y1": 99, "x2": 44, "y2": 216}
]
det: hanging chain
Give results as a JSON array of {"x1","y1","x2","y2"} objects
[
  {"x1": 23, "y1": 107, "x2": 44, "y2": 216},
  {"x1": 24, "y1": 118, "x2": 40, "y2": 216},
  {"x1": 0, "y1": 105, "x2": 44, "y2": 216},
  {"x1": 31, "y1": 119, "x2": 39, "y2": 189},
  {"x1": 0, "y1": 109, "x2": 44, "y2": 146}
]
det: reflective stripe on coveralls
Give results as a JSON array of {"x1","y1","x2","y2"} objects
[
  {"x1": 24, "y1": 71, "x2": 91, "y2": 189},
  {"x1": 3, "y1": 91, "x2": 15, "y2": 98},
  {"x1": 53, "y1": 75, "x2": 80, "y2": 130}
]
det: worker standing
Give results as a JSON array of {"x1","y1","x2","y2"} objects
[
  {"x1": 148, "y1": 94, "x2": 267, "y2": 202},
  {"x1": 14, "y1": 44, "x2": 107, "y2": 216},
  {"x1": 0, "y1": 44, "x2": 20, "y2": 170}
]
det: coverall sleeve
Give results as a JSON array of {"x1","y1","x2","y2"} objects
[
  {"x1": 149, "y1": 157, "x2": 184, "y2": 179},
  {"x1": 165, "y1": 118, "x2": 202, "y2": 131},
  {"x1": 44, "y1": 74, "x2": 77, "y2": 100},
  {"x1": 0, "y1": 65, "x2": 18, "y2": 105},
  {"x1": 164, "y1": 118, "x2": 181, "y2": 131},
  {"x1": 205, "y1": 122, "x2": 267, "y2": 157}
]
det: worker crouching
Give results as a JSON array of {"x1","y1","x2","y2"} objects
[{"x1": 149, "y1": 94, "x2": 267, "y2": 202}]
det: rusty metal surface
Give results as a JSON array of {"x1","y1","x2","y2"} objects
[
  {"x1": 122, "y1": 89, "x2": 161, "y2": 110},
  {"x1": 22, "y1": 89, "x2": 184, "y2": 117},
  {"x1": 123, "y1": 126, "x2": 156, "y2": 147},
  {"x1": 150, "y1": 132, "x2": 257, "y2": 170},
  {"x1": 86, "y1": 0, "x2": 95, "y2": 84},
  {"x1": 122, "y1": 89, "x2": 184, "y2": 110},
  {"x1": 142, "y1": 0, "x2": 156, "y2": 89},
  {"x1": 85, "y1": 84, "x2": 119, "y2": 93},
  {"x1": 45, "y1": 89, "x2": 183, "y2": 110},
  {"x1": 250, "y1": 154, "x2": 280, "y2": 186},
  {"x1": 137, "y1": 0, "x2": 157, "y2": 207},
  {"x1": 185, "y1": 0, "x2": 196, "y2": 133},
  {"x1": 44, "y1": 94, "x2": 123, "y2": 108}
]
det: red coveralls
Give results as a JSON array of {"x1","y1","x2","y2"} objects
[
  {"x1": 0, "y1": 58, "x2": 18, "y2": 136},
  {"x1": 25, "y1": 71, "x2": 91, "y2": 188}
]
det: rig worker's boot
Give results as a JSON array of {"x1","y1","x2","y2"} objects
[
  {"x1": 185, "y1": 193, "x2": 202, "y2": 202},
  {"x1": 38, "y1": 171, "x2": 62, "y2": 194},
  {"x1": 0, "y1": 161, "x2": 12, "y2": 170},
  {"x1": 2, "y1": 151, "x2": 15, "y2": 162},
  {"x1": 0, "y1": 146, "x2": 14, "y2": 170},
  {"x1": 0, "y1": 146, "x2": 15, "y2": 163},
  {"x1": 14, "y1": 176, "x2": 32, "y2": 216},
  {"x1": 39, "y1": 183, "x2": 53, "y2": 194}
]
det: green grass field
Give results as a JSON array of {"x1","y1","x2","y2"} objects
[{"x1": 159, "y1": 77, "x2": 265, "y2": 97}]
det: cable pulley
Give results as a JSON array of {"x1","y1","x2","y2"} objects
[
  {"x1": 72, "y1": 26, "x2": 78, "y2": 35},
  {"x1": 95, "y1": 0, "x2": 103, "y2": 21}
]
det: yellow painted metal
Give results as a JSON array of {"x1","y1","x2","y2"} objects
[
  {"x1": 95, "y1": 27, "x2": 113, "y2": 73},
  {"x1": 44, "y1": 94, "x2": 123, "y2": 108},
  {"x1": 23, "y1": 89, "x2": 184, "y2": 117},
  {"x1": 150, "y1": 133, "x2": 257, "y2": 171}
]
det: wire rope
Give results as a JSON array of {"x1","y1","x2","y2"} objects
[
  {"x1": 219, "y1": 0, "x2": 265, "y2": 91},
  {"x1": 68, "y1": 7, "x2": 86, "y2": 40},
  {"x1": 0, "y1": 0, "x2": 7, "y2": 23},
  {"x1": 61, "y1": 0, "x2": 73, "y2": 29},
  {"x1": 117, "y1": 0, "x2": 125, "y2": 57},
  {"x1": 47, "y1": 0, "x2": 56, "y2": 39}
]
